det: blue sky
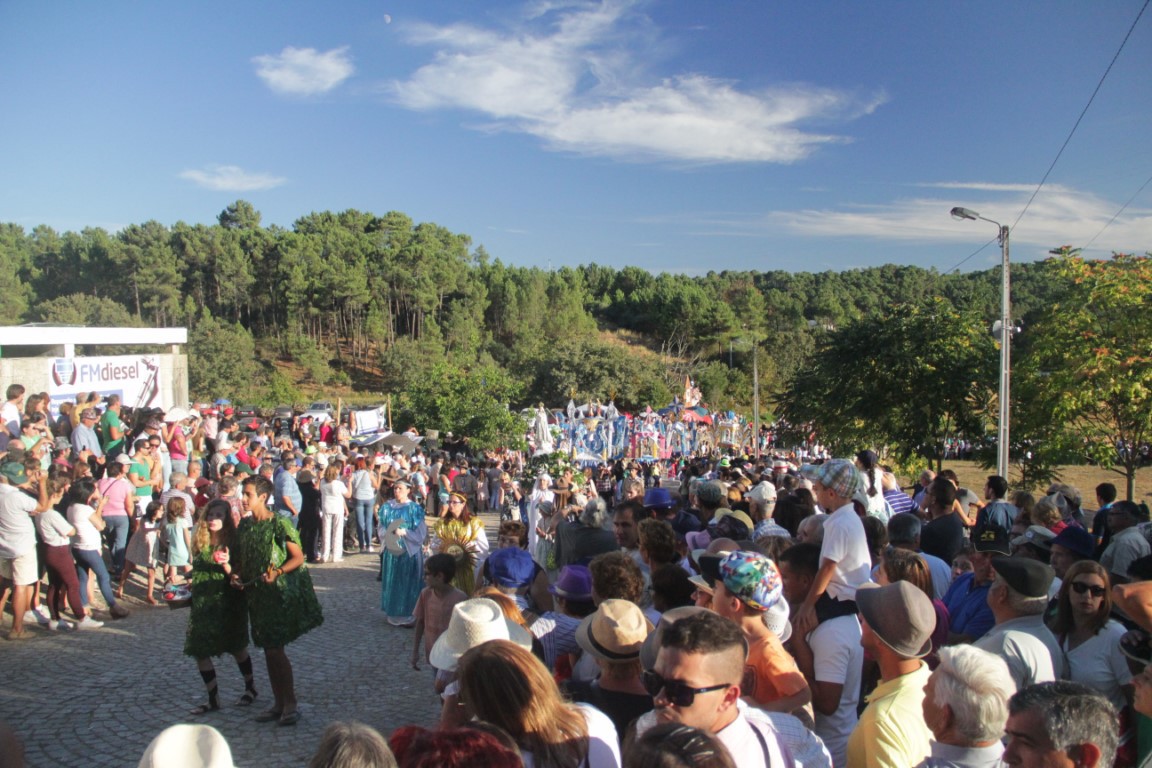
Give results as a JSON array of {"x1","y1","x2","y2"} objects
[{"x1": 2, "y1": 1, "x2": 1150, "y2": 275}]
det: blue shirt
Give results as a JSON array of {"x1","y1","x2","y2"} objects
[
  {"x1": 884, "y1": 489, "x2": 916, "y2": 517},
  {"x1": 943, "y1": 571, "x2": 994, "y2": 641},
  {"x1": 976, "y1": 500, "x2": 1018, "y2": 530},
  {"x1": 273, "y1": 470, "x2": 302, "y2": 514},
  {"x1": 71, "y1": 423, "x2": 103, "y2": 458},
  {"x1": 920, "y1": 550, "x2": 954, "y2": 601}
]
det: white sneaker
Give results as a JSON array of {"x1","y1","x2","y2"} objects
[
  {"x1": 75, "y1": 616, "x2": 104, "y2": 630},
  {"x1": 33, "y1": 605, "x2": 53, "y2": 624},
  {"x1": 47, "y1": 619, "x2": 74, "y2": 631}
]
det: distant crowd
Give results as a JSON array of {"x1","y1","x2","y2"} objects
[{"x1": 3, "y1": 380, "x2": 1151, "y2": 767}]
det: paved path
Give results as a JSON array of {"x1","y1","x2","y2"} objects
[{"x1": 0, "y1": 550, "x2": 443, "y2": 767}]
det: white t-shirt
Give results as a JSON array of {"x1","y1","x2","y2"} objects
[
  {"x1": 635, "y1": 707, "x2": 796, "y2": 768},
  {"x1": 36, "y1": 508, "x2": 74, "y2": 548},
  {"x1": 0, "y1": 401, "x2": 21, "y2": 440},
  {"x1": 809, "y1": 614, "x2": 864, "y2": 768},
  {"x1": 320, "y1": 480, "x2": 347, "y2": 516},
  {"x1": 1062, "y1": 619, "x2": 1133, "y2": 712},
  {"x1": 67, "y1": 503, "x2": 103, "y2": 551},
  {"x1": 0, "y1": 484, "x2": 39, "y2": 558},
  {"x1": 350, "y1": 470, "x2": 375, "y2": 500},
  {"x1": 519, "y1": 704, "x2": 621, "y2": 768},
  {"x1": 821, "y1": 504, "x2": 871, "y2": 601}
]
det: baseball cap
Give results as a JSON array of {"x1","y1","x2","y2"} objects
[
  {"x1": 0, "y1": 462, "x2": 28, "y2": 485},
  {"x1": 1012, "y1": 525, "x2": 1056, "y2": 552},
  {"x1": 716, "y1": 551, "x2": 783, "y2": 612},
  {"x1": 971, "y1": 523, "x2": 1011, "y2": 555}
]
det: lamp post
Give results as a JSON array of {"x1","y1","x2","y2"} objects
[{"x1": 950, "y1": 207, "x2": 1011, "y2": 479}]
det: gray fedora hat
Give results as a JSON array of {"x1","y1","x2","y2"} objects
[{"x1": 857, "y1": 581, "x2": 934, "y2": 659}]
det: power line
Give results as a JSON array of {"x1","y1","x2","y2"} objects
[
  {"x1": 1011, "y1": 0, "x2": 1150, "y2": 231},
  {"x1": 1081, "y1": 170, "x2": 1152, "y2": 251},
  {"x1": 945, "y1": 236, "x2": 997, "y2": 274}
]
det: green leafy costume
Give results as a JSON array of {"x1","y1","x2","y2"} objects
[
  {"x1": 234, "y1": 515, "x2": 323, "y2": 649},
  {"x1": 183, "y1": 544, "x2": 249, "y2": 659}
]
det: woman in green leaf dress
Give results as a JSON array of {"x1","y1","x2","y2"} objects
[
  {"x1": 232, "y1": 476, "x2": 323, "y2": 726},
  {"x1": 184, "y1": 499, "x2": 257, "y2": 714}
]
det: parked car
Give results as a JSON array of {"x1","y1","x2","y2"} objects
[
  {"x1": 302, "y1": 401, "x2": 334, "y2": 423},
  {"x1": 234, "y1": 405, "x2": 264, "y2": 433}
]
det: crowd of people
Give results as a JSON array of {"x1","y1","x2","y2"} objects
[{"x1": 4, "y1": 380, "x2": 1152, "y2": 767}]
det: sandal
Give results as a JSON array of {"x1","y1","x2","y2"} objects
[
  {"x1": 254, "y1": 709, "x2": 283, "y2": 723},
  {"x1": 278, "y1": 710, "x2": 301, "y2": 726},
  {"x1": 236, "y1": 690, "x2": 258, "y2": 707},
  {"x1": 189, "y1": 703, "x2": 220, "y2": 715}
]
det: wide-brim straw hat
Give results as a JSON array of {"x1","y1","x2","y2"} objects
[
  {"x1": 138, "y1": 724, "x2": 235, "y2": 768},
  {"x1": 428, "y1": 598, "x2": 532, "y2": 671}
]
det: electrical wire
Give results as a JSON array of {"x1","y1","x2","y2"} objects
[
  {"x1": 944, "y1": 236, "x2": 998, "y2": 274},
  {"x1": 1081, "y1": 170, "x2": 1152, "y2": 251},
  {"x1": 1011, "y1": 0, "x2": 1150, "y2": 231}
]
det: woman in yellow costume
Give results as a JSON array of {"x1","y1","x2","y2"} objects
[{"x1": 431, "y1": 492, "x2": 489, "y2": 596}]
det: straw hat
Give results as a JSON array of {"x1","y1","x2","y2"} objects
[
  {"x1": 137, "y1": 724, "x2": 235, "y2": 768},
  {"x1": 576, "y1": 599, "x2": 654, "y2": 662},
  {"x1": 428, "y1": 598, "x2": 532, "y2": 671}
]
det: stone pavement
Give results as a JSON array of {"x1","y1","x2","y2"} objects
[{"x1": 0, "y1": 549, "x2": 444, "y2": 767}]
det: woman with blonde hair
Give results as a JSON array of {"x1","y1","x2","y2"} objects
[
  {"x1": 458, "y1": 639, "x2": 621, "y2": 768},
  {"x1": 319, "y1": 463, "x2": 351, "y2": 563},
  {"x1": 184, "y1": 499, "x2": 257, "y2": 714},
  {"x1": 1031, "y1": 494, "x2": 1067, "y2": 534}
]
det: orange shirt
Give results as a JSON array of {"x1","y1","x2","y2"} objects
[{"x1": 741, "y1": 632, "x2": 808, "y2": 706}]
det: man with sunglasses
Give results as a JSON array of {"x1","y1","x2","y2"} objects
[
  {"x1": 974, "y1": 557, "x2": 1062, "y2": 691},
  {"x1": 643, "y1": 611, "x2": 794, "y2": 767}
]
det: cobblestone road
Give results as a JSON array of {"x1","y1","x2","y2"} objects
[{"x1": 0, "y1": 548, "x2": 444, "y2": 767}]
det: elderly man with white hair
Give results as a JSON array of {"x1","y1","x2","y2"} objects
[{"x1": 918, "y1": 645, "x2": 1015, "y2": 768}]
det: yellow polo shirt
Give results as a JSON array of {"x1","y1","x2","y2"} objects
[{"x1": 846, "y1": 663, "x2": 932, "y2": 768}]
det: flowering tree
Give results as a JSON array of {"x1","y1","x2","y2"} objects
[{"x1": 1021, "y1": 250, "x2": 1152, "y2": 499}]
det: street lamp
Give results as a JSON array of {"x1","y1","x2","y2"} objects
[{"x1": 950, "y1": 207, "x2": 1012, "y2": 479}]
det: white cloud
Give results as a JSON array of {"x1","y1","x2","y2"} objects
[
  {"x1": 179, "y1": 165, "x2": 287, "y2": 192},
  {"x1": 918, "y1": 181, "x2": 1046, "y2": 193},
  {"x1": 388, "y1": 2, "x2": 884, "y2": 163},
  {"x1": 253, "y1": 46, "x2": 354, "y2": 96},
  {"x1": 758, "y1": 184, "x2": 1152, "y2": 256}
]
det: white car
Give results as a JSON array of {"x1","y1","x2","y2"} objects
[{"x1": 302, "y1": 401, "x2": 334, "y2": 424}]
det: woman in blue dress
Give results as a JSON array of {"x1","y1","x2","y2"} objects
[{"x1": 378, "y1": 479, "x2": 427, "y2": 626}]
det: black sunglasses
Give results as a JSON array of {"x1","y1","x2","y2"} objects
[
  {"x1": 1071, "y1": 581, "x2": 1106, "y2": 598},
  {"x1": 641, "y1": 670, "x2": 730, "y2": 707}
]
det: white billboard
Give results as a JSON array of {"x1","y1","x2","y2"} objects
[{"x1": 48, "y1": 355, "x2": 164, "y2": 415}]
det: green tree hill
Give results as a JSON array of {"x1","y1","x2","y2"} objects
[
  {"x1": 1020, "y1": 250, "x2": 1152, "y2": 500},
  {"x1": 8, "y1": 203, "x2": 1151, "y2": 459},
  {"x1": 188, "y1": 311, "x2": 259, "y2": 402}
]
